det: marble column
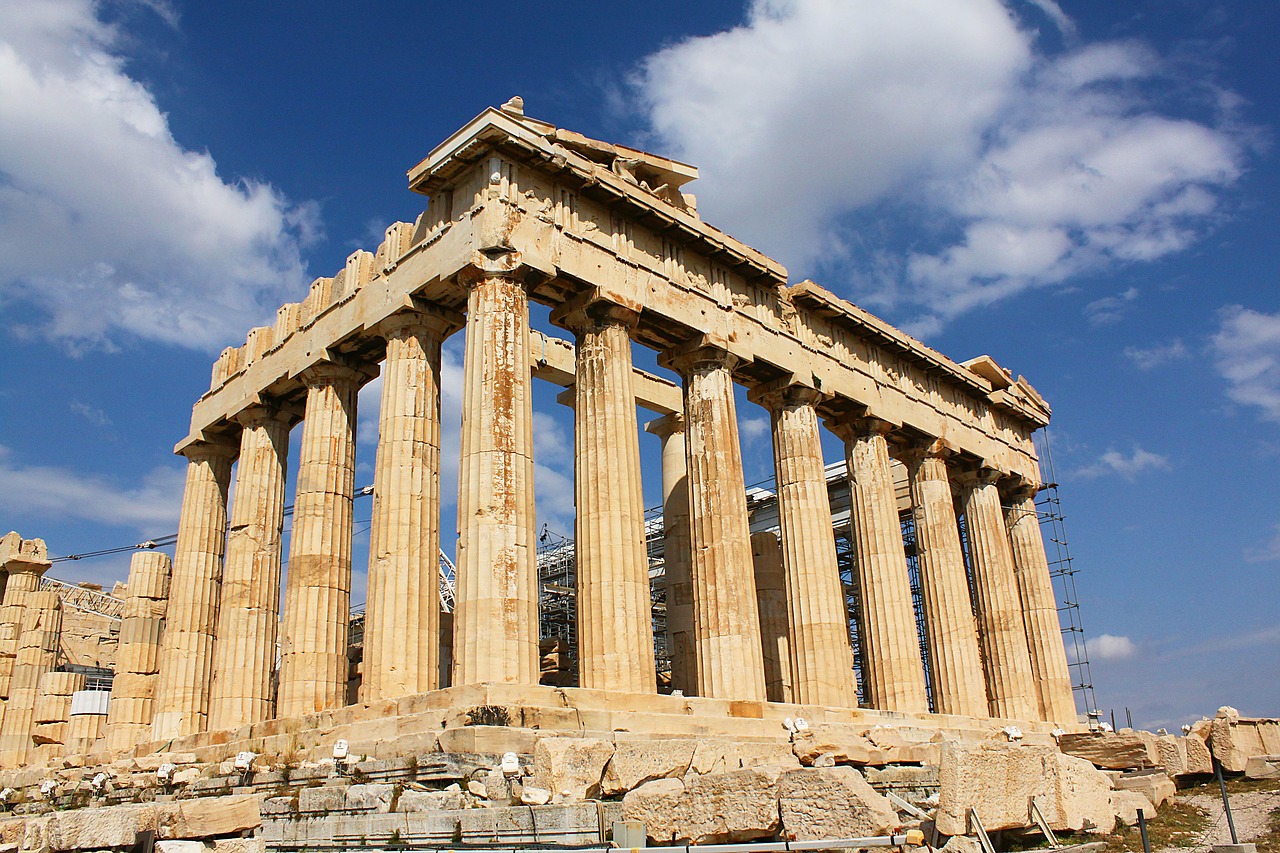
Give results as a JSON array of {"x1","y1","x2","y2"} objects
[
  {"x1": 961, "y1": 469, "x2": 1038, "y2": 720},
  {"x1": 0, "y1": 533, "x2": 51, "y2": 700},
  {"x1": 277, "y1": 363, "x2": 360, "y2": 718},
  {"x1": 753, "y1": 384, "x2": 856, "y2": 709},
  {"x1": 0, "y1": 591, "x2": 62, "y2": 766},
  {"x1": 454, "y1": 266, "x2": 539, "y2": 686},
  {"x1": 563, "y1": 302, "x2": 656, "y2": 694},
  {"x1": 208, "y1": 406, "x2": 290, "y2": 730},
  {"x1": 751, "y1": 531, "x2": 792, "y2": 704},
  {"x1": 32, "y1": 671, "x2": 84, "y2": 756},
  {"x1": 645, "y1": 413, "x2": 696, "y2": 695},
  {"x1": 1005, "y1": 484, "x2": 1077, "y2": 723},
  {"x1": 832, "y1": 417, "x2": 928, "y2": 713},
  {"x1": 151, "y1": 441, "x2": 235, "y2": 740},
  {"x1": 902, "y1": 443, "x2": 988, "y2": 718},
  {"x1": 659, "y1": 345, "x2": 766, "y2": 702},
  {"x1": 105, "y1": 552, "x2": 171, "y2": 753},
  {"x1": 363, "y1": 308, "x2": 459, "y2": 701}
]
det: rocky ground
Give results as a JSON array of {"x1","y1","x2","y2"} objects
[{"x1": 1098, "y1": 776, "x2": 1280, "y2": 853}]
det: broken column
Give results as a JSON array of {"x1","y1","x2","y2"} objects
[
  {"x1": 646, "y1": 413, "x2": 696, "y2": 695},
  {"x1": 151, "y1": 441, "x2": 235, "y2": 740},
  {"x1": 832, "y1": 417, "x2": 927, "y2": 713},
  {"x1": 278, "y1": 362, "x2": 360, "y2": 718},
  {"x1": 0, "y1": 590, "x2": 63, "y2": 766},
  {"x1": 660, "y1": 344, "x2": 766, "y2": 702},
  {"x1": 1005, "y1": 483, "x2": 1077, "y2": 724},
  {"x1": 563, "y1": 301, "x2": 656, "y2": 694},
  {"x1": 753, "y1": 382, "x2": 856, "y2": 709},
  {"x1": 902, "y1": 442, "x2": 988, "y2": 718},
  {"x1": 32, "y1": 670, "x2": 84, "y2": 756},
  {"x1": 363, "y1": 308, "x2": 459, "y2": 701},
  {"x1": 105, "y1": 551, "x2": 171, "y2": 753},
  {"x1": 0, "y1": 532, "x2": 52, "y2": 700},
  {"x1": 961, "y1": 469, "x2": 1038, "y2": 720},
  {"x1": 453, "y1": 262, "x2": 540, "y2": 686},
  {"x1": 751, "y1": 531, "x2": 793, "y2": 703},
  {"x1": 208, "y1": 404, "x2": 291, "y2": 730},
  {"x1": 66, "y1": 689, "x2": 110, "y2": 755}
]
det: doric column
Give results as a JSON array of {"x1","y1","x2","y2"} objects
[
  {"x1": 960, "y1": 469, "x2": 1038, "y2": 720},
  {"x1": 645, "y1": 413, "x2": 696, "y2": 695},
  {"x1": 751, "y1": 383, "x2": 856, "y2": 709},
  {"x1": 105, "y1": 552, "x2": 171, "y2": 753},
  {"x1": 0, "y1": 590, "x2": 62, "y2": 766},
  {"x1": 560, "y1": 301, "x2": 655, "y2": 694},
  {"x1": 454, "y1": 262, "x2": 539, "y2": 685},
  {"x1": 151, "y1": 441, "x2": 235, "y2": 740},
  {"x1": 0, "y1": 533, "x2": 51, "y2": 700},
  {"x1": 902, "y1": 442, "x2": 988, "y2": 718},
  {"x1": 751, "y1": 531, "x2": 792, "y2": 704},
  {"x1": 277, "y1": 363, "x2": 360, "y2": 718},
  {"x1": 33, "y1": 671, "x2": 84, "y2": 756},
  {"x1": 363, "y1": 307, "x2": 460, "y2": 701},
  {"x1": 208, "y1": 405, "x2": 291, "y2": 730},
  {"x1": 831, "y1": 416, "x2": 928, "y2": 713},
  {"x1": 1005, "y1": 483, "x2": 1076, "y2": 723},
  {"x1": 659, "y1": 344, "x2": 766, "y2": 702}
]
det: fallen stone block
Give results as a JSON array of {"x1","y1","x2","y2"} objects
[
  {"x1": 165, "y1": 795, "x2": 261, "y2": 839},
  {"x1": 1244, "y1": 755, "x2": 1280, "y2": 780},
  {"x1": 622, "y1": 765, "x2": 787, "y2": 844},
  {"x1": 398, "y1": 789, "x2": 467, "y2": 812},
  {"x1": 1058, "y1": 732, "x2": 1154, "y2": 770},
  {"x1": 209, "y1": 840, "x2": 267, "y2": 853},
  {"x1": 602, "y1": 739, "x2": 697, "y2": 795},
  {"x1": 1186, "y1": 734, "x2": 1213, "y2": 774},
  {"x1": 1115, "y1": 772, "x2": 1176, "y2": 808},
  {"x1": 298, "y1": 785, "x2": 347, "y2": 814},
  {"x1": 1110, "y1": 791, "x2": 1157, "y2": 827},
  {"x1": 1156, "y1": 735, "x2": 1188, "y2": 777},
  {"x1": 778, "y1": 766, "x2": 898, "y2": 840},
  {"x1": 531, "y1": 737, "x2": 614, "y2": 801},
  {"x1": 47, "y1": 806, "x2": 152, "y2": 850},
  {"x1": 344, "y1": 783, "x2": 394, "y2": 812},
  {"x1": 155, "y1": 842, "x2": 204, "y2": 853},
  {"x1": 791, "y1": 725, "x2": 885, "y2": 767}
]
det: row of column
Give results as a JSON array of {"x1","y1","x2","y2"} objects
[{"x1": 150, "y1": 265, "x2": 1074, "y2": 746}]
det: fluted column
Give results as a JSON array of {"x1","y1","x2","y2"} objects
[
  {"x1": 1005, "y1": 484, "x2": 1076, "y2": 723},
  {"x1": 208, "y1": 405, "x2": 291, "y2": 730},
  {"x1": 961, "y1": 469, "x2": 1038, "y2": 720},
  {"x1": 151, "y1": 441, "x2": 235, "y2": 740},
  {"x1": 0, "y1": 591, "x2": 62, "y2": 766},
  {"x1": 363, "y1": 307, "x2": 460, "y2": 701},
  {"x1": 903, "y1": 443, "x2": 988, "y2": 718},
  {"x1": 659, "y1": 344, "x2": 766, "y2": 701},
  {"x1": 105, "y1": 552, "x2": 171, "y2": 753},
  {"x1": 752, "y1": 384, "x2": 856, "y2": 708},
  {"x1": 832, "y1": 417, "x2": 928, "y2": 713},
  {"x1": 563, "y1": 302, "x2": 656, "y2": 693},
  {"x1": 454, "y1": 264, "x2": 539, "y2": 685},
  {"x1": 751, "y1": 532, "x2": 792, "y2": 704},
  {"x1": 277, "y1": 363, "x2": 360, "y2": 718},
  {"x1": 645, "y1": 413, "x2": 696, "y2": 695},
  {"x1": 0, "y1": 533, "x2": 51, "y2": 700}
]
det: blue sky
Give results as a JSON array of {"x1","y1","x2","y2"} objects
[{"x1": 1, "y1": 0, "x2": 1276, "y2": 730}]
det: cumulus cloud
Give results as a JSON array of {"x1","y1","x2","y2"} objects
[
  {"x1": 0, "y1": 0, "x2": 316, "y2": 352},
  {"x1": 633, "y1": 0, "x2": 1243, "y2": 334},
  {"x1": 0, "y1": 445, "x2": 184, "y2": 533},
  {"x1": 1092, "y1": 633, "x2": 1137, "y2": 661},
  {"x1": 1125, "y1": 339, "x2": 1189, "y2": 370},
  {"x1": 1211, "y1": 305, "x2": 1280, "y2": 422},
  {"x1": 1073, "y1": 446, "x2": 1170, "y2": 479}
]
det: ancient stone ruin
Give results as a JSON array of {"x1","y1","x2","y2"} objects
[{"x1": 3, "y1": 100, "x2": 1276, "y2": 852}]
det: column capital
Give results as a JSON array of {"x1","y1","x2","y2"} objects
[
  {"x1": 231, "y1": 402, "x2": 295, "y2": 430},
  {"x1": 299, "y1": 361, "x2": 362, "y2": 389},
  {"x1": 824, "y1": 413, "x2": 894, "y2": 444},
  {"x1": 179, "y1": 439, "x2": 237, "y2": 464},
  {"x1": 0, "y1": 532, "x2": 50, "y2": 576},
  {"x1": 658, "y1": 340, "x2": 742, "y2": 376},
  {"x1": 374, "y1": 304, "x2": 465, "y2": 342},
  {"x1": 746, "y1": 377, "x2": 826, "y2": 412},
  {"x1": 551, "y1": 297, "x2": 640, "y2": 336},
  {"x1": 955, "y1": 465, "x2": 1004, "y2": 489},
  {"x1": 457, "y1": 250, "x2": 525, "y2": 288},
  {"x1": 896, "y1": 437, "x2": 958, "y2": 466},
  {"x1": 644, "y1": 411, "x2": 686, "y2": 440}
]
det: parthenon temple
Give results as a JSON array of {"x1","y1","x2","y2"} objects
[{"x1": 0, "y1": 99, "x2": 1082, "y2": 776}]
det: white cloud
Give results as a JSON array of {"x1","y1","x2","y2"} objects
[
  {"x1": 0, "y1": 445, "x2": 184, "y2": 533},
  {"x1": 1083, "y1": 287, "x2": 1139, "y2": 326},
  {"x1": 69, "y1": 400, "x2": 112, "y2": 427},
  {"x1": 0, "y1": 0, "x2": 316, "y2": 352},
  {"x1": 739, "y1": 415, "x2": 769, "y2": 443},
  {"x1": 1073, "y1": 446, "x2": 1170, "y2": 479},
  {"x1": 1210, "y1": 305, "x2": 1280, "y2": 422},
  {"x1": 634, "y1": 0, "x2": 1243, "y2": 333},
  {"x1": 1092, "y1": 633, "x2": 1137, "y2": 660},
  {"x1": 1124, "y1": 339, "x2": 1189, "y2": 370}
]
